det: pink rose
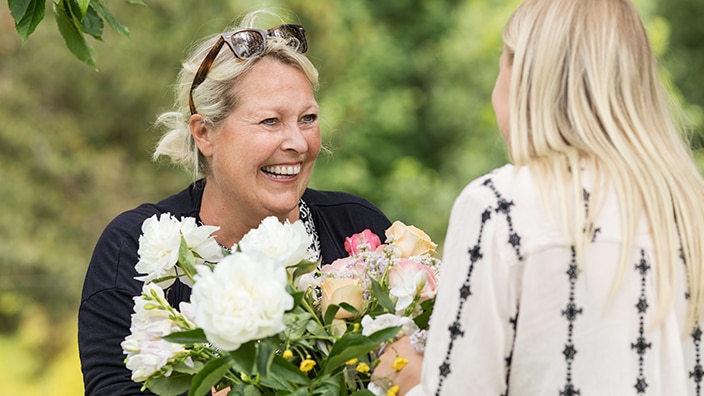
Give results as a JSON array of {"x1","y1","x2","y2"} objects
[
  {"x1": 388, "y1": 259, "x2": 438, "y2": 312},
  {"x1": 320, "y1": 257, "x2": 365, "y2": 279},
  {"x1": 344, "y1": 229, "x2": 382, "y2": 256}
]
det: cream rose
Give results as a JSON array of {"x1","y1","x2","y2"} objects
[
  {"x1": 320, "y1": 278, "x2": 364, "y2": 319},
  {"x1": 385, "y1": 221, "x2": 438, "y2": 257}
]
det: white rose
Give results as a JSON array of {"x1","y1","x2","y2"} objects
[
  {"x1": 237, "y1": 216, "x2": 311, "y2": 268},
  {"x1": 135, "y1": 214, "x2": 183, "y2": 288},
  {"x1": 191, "y1": 251, "x2": 294, "y2": 351},
  {"x1": 360, "y1": 313, "x2": 418, "y2": 337}
]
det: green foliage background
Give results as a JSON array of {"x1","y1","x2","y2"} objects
[{"x1": 0, "y1": 0, "x2": 702, "y2": 393}]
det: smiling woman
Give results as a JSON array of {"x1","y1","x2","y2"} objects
[{"x1": 76, "y1": 9, "x2": 392, "y2": 396}]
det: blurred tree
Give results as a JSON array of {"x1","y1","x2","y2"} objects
[{"x1": 656, "y1": 0, "x2": 704, "y2": 154}]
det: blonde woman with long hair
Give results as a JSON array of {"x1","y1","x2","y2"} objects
[{"x1": 374, "y1": 0, "x2": 704, "y2": 394}]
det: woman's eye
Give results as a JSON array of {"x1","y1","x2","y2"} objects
[
  {"x1": 301, "y1": 114, "x2": 317, "y2": 123},
  {"x1": 261, "y1": 118, "x2": 278, "y2": 125}
]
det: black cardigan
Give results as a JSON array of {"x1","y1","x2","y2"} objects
[{"x1": 78, "y1": 180, "x2": 391, "y2": 395}]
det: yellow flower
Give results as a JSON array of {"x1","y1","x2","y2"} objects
[
  {"x1": 299, "y1": 358, "x2": 317, "y2": 373},
  {"x1": 282, "y1": 349, "x2": 293, "y2": 359},
  {"x1": 387, "y1": 385, "x2": 400, "y2": 396},
  {"x1": 392, "y1": 357, "x2": 409, "y2": 372},
  {"x1": 356, "y1": 362, "x2": 371, "y2": 373},
  {"x1": 345, "y1": 358, "x2": 359, "y2": 365}
]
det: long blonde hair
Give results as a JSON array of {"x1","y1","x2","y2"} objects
[
  {"x1": 153, "y1": 10, "x2": 319, "y2": 178},
  {"x1": 503, "y1": 0, "x2": 704, "y2": 325}
]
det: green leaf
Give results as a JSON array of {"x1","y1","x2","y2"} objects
[
  {"x1": 53, "y1": 1, "x2": 96, "y2": 68},
  {"x1": 338, "y1": 302, "x2": 359, "y2": 317},
  {"x1": 63, "y1": 0, "x2": 82, "y2": 25},
  {"x1": 283, "y1": 310, "x2": 313, "y2": 340},
  {"x1": 178, "y1": 235, "x2": 199, "y2": 280},
  {"x1": 364, "y1": 326, "x2": 402, "y2": 345},
  {"x1": 163, "y1": 328, "x2": 208, "y2": 345},
  {"x1": 81, "y1": 5, "x2": 104, "y2": 39},
  {"x1": 227, "y1": 384, "x2": 262, "y2": 396},
  {"x1": 10, "y1": 0, "x2": 46, "y2": 43},
  {"x1": 287, "y1": 388, "x2": 312, "y2": 396},
  {"x1": 321, "y1": 327, "x2": 401, "y2": 376},
  {"x1": 413, "y1": 298, "x2": 435, "y2": 329},
  {"x1": 292, "y1": 259, "x2": 318, "y2": 280},
  {"x1": 173, "y1": 360, "x2": 205, "y2": 375},
  {"x1": 145, "y1": 371, "x2": 194, "y2": 396},
  {"x1": 305, "y1": 319, "x2": 328, "y2": 338},
  {"x1": 349, "y1": 391, "x2": 375, "y2": 396},
  {"x1": 126, "y1": 0, "x2": 146, "y2": 4},
  {"x1": 263, "y1": 354, "x2": 311, "y2": 387},
  {"x1": 188, "y1": 355, "x2": 234, "y2": 396},
  {"x1": 370, "y1": 278, "x2": 395, "y2": 313},
  {"x1": 75, "y1": 0, "x2": 88, "y2": 17},
  {"x1": 8, "y1": 0, "x2": 31, "y2": 20},
  {"x1": 324, "y1": 304, "x2": 340, "y2": 325},
  {"x1": 229, "y1": 341, "x2": 257, "y2": 373},
  {"x1": 92, "y1": 1, "x2": 129, "y2": 38},
  {"x1": 288, "y1": 288, "x2": 305, "y2": 307},
  {"x1": 255, "y1": 341, "x2": 275, "y2": 381}
]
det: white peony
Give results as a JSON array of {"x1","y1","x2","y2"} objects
[
  {"x1": 236, "y1": 216, "x2": 311, "y2": 268},
  {"x1": 179, "y1": 216, "x2": 223, "y2": 264},
  {"x1": 135, "y1": 214, "x2": 221, "y2": 288},
  {"x1": 360, "y1": 313, "x2": 418, "y2": 337},
  {"x1": 121, "y1": 283, "x2": 190, "y2": 382},
  {"x1": 191, "y1": 251, "x2": 294, "y2": 351},
  {"x1": 135, "y1": 214, "x2": 183, "y2": 288}
]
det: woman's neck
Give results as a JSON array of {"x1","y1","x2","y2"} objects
[{"x1": 198, "y1": 181, "x2": 300, "y2": 249}]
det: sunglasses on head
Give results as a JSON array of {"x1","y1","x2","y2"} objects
[{"x1": 189, "y1": 24, "x2": 308, "y2": 115}]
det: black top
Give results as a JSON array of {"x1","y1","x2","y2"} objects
[{"x1": 78, "y1": 180, "x2": 391, "y2": 395}]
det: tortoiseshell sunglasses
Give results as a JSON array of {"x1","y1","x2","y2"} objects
[{"x1": 189, "y1": 24, "x2": 308, "y2": 114}]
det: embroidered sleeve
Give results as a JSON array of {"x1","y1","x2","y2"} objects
[{"x1": 416, "y1": 178, "x2": 522, "y2": 396}]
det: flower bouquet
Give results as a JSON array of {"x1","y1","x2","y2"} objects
[{"x1": 122, "y1": 214, "x2": 441, "y2": 396}]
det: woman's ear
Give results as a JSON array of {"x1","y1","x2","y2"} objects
[{"x1": 190, "y1": 114, "x2": 213, "y2": 157}]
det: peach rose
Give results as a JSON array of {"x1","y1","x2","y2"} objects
[
  {"x1": 320, "y1": 278, "x2": 364, "y2": 319},
  {"x1": 385, "y1": 221, "x2": 438, "y2": 257}
]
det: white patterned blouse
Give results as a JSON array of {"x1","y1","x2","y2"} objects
[{"x1": 408, "y1": 164, "x2": 699, "y2": 396}]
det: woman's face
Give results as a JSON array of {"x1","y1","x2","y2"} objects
[
  {"x1": 492, "y1": 47, "x2": 512, "y2": 144},
  {"x1": 201, "y1": 57, "x2": 321, "y2": 221}
]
